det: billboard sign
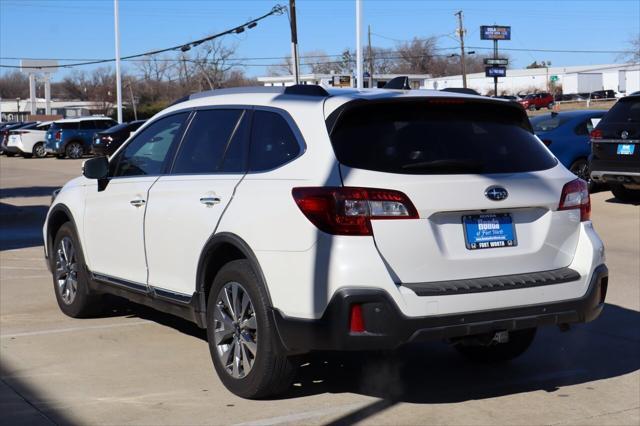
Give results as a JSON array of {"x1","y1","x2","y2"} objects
[
  {"x1": 20, "y1": 59, "x2": 59, "y2": 73},
  {"x1": 484, "y1": 58, "x2": 509, "y2": 66},
  {"x1": 480, "y1": 26, "x2": 511, "y2": 40},
  {"x1": 485, "y1": 66, "x2": 507, "y2": 78}
]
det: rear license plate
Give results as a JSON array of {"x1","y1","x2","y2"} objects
[
  {"x1": 617, "y1": 144, "x2": 635, "y2": 155},
  {"x1": 463, "y1": 213, "x2": 517, "y2": 250}
]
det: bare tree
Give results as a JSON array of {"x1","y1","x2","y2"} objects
[
  {"x1": 618, "y1": 35, "x2": 640, "y2": 63},
  {"x1": 190, "y1": 39, "x2": 236, "y2": 90},
  {"x1": 393, "y1": 37, "x2": 438, "y2": 74},
  {"x1": 0, "y1": 71, "x2": 29, "y2": 99},
  {"x1": 267, "y1": 55, "x2": 294, "y2": 76}
]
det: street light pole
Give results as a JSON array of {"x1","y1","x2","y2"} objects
[
  {"x1": 114, "y1": 0, "x2": 123, "y2": 123},
  {"x1": 356, "y1": 0, "x2": 363, "y2": 89}
]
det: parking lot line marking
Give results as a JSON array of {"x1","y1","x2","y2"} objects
[
  {"x1": 0, "y1": 274, "x2": 50, "y2": 280},
  {"x1": 0, "y1": 266, "x2": 46, "y2": 270},
  {"x1": 1, "y1": 321, "x2": 154, "y2": 339},
  {"x1": 232, "y1": 402, "x2": 370, "y2": 426}
]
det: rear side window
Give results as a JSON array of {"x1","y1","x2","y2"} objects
[
  {"x1": 172, "y1": 109, "x2": 244, "y2": 174},
  {"x1": 602, "y1": 98, "x2": 640, "y2": 124},
  {"x1": 248, "y1": 110, "x2": 300, "y2": 172},
  {"x1": 79, "y1": 120, "x2": 96, "y2": 130},
  {"x1": 329, "y1": 100, "x2": 557, "y2": 175},
  {"x1": 54, "y1": 122, "x2": 78, "y2": 130}
]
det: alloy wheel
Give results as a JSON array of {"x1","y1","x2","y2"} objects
[
  {"x1": 55, "y1": 236, "x2": 78, "y2": 305},
  {"x1": 34, "y1": 144, "x2": 46, "y2": 158},
  {"x1": 68, "y1": 143, "x2": 82, "y2": 159},
  {"x1": 213, "y1": 281, "x2": 258, "y2": 379}
]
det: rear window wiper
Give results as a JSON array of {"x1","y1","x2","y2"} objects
[{"x1": 401, "y1": 159, "x2": 484, "y2": 173}]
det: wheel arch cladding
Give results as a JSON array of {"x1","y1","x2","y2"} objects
[
  {"x1": 196, "y1": 233, "x2": 273, "y2": 316},
  {"x1": 47, "y1": 205, "x2": 78, "y2": 268}
]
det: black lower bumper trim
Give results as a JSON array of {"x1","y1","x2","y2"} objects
[
  {"x1": 402, "y1": 267, "x2": 580, "y2": 296},
  {"x1": 272, "y1": 264, "x2": 608, "y2": 354}
]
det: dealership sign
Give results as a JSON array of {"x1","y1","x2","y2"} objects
[
  {"x1": 480, "y1": 26, "x2": 511, "y2": 40},
  {"x1": 485, "y1": 66, "x2": 507, "y2": 78},
  {"x1": 484, "y1": 58, "x2": 509, "y2": 66}
]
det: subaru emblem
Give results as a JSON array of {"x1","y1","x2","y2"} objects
[
  {"x1": 621, "y1": 130, "x2": 629, "y2": 140},
  {"x1": 485, "y1": 186, "x2": 508, "y2": 201}
]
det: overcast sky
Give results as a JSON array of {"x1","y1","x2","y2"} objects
[{"x1": 1, "y1": 0, "x2": 638, "y2": 80}]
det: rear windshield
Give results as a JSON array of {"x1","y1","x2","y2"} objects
[
  {"x1": 329, "y1": 100, "x2": 557, "y2": 175},
  {"x1": 602, "y1": 98, "x2": 640, "y2": 124},
  {"x1": 51, "y1": 122, "x2": 78, "y2": 130},
  {"x1": 530, "y1": 115, "x2": 571, "y2": 132}
]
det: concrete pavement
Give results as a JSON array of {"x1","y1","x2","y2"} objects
[{"x1": 1, "y1": 155, "x2": 638, "y2": 425}]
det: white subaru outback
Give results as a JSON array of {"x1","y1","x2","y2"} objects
[{"x1": 44, "y1": 85, "x2": 608, "y2": 399}]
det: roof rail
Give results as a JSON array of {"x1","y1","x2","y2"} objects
[
  {"x1": 169, "y1": 95, "x2": 190, "y2": 106},
  {"x1": 283, "y1": 84, "x2": 330, "y2": 97}
]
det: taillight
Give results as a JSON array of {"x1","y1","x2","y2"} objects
[
  {"x1": 349, "y1": 304, "x2": 365, "y2": 333},
  {"x1": 291, "y1": 187, "x2": 419, "y2": 236},
  {"x1": 55, "y1": 130, "x2": 62, "y2": 141},
  {"x1": 559, "y1": 178, "x2": 591, "y2": 221},
  {"x1": 542, "y1": 139, "x2": 552, "y2": 146},
  {"x1": 590, "y1": 129, "x2": 602, "y2": 140}
]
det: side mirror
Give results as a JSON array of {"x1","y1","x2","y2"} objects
[{"x1": 82, "y1": 156, "x2": 109, "y2": 179}]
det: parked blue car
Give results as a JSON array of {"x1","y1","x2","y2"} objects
[
  {"x1": 45, "y1": 117, "x2": 117, "y2": 159},
  {"x1": 530, "y1": 110, "x2": 607, "y2": 187}
]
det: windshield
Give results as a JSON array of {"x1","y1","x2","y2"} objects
[{"x1": 328, "y1": 99, "x2": 557, "y2": 175}]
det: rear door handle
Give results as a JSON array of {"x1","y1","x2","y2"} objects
[
  {"x1": 200, "y1": 196, "x2": 221, "y2": 206},
  {"x1": 130, "y1": 199, "x2": 146, "y2": 207}
]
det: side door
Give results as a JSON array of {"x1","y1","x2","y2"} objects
[
  {"x1": 144, "y1": 108, "x2": 250, "y2": 297},
  {"x1": 145, "y1": 107, "x2": 251, "y2": 299},
  {"x1": 83, "y1": 112, "x2": 190, "y2": 286}
]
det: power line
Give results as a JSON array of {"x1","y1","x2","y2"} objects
[{"x1": 0, "y1": 5, "x2": 286, "y2": 70}]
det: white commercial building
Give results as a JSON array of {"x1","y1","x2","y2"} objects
[
  {"x1": 0, "y1": 99, "x2": 112, "y2": 122},
  {"x1": 422, "y1": 63, "x2": 640, "y2": 96},
  {"x1": 258, "y1": 73, "x2": 430, "y2": 89}
]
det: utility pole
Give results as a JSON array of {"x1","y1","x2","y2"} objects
[
  {"x1": 289, "y1": 0, "x2": 300, "y2": 85},
  {"x1": 114, "y1": 0, "x2": 123, "y2": 123},
  {"x1": 367, "y1": 25, "x2": 374, "y2": 88},
  {"x1": 455, "y1": 10, "x2": 467, "y2": 89},
  {"x1": 356, "y1": 0, "x2": 363, "y2": 89}
]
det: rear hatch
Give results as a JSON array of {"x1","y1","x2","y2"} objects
[
  {"x1": 591, "y1": 96, "x2": 640, "y2": 170},
  {"x1": 327, "y1": 97, "x2": 579, "y2": 283}
]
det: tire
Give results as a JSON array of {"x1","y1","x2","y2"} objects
[
  {"x1": 5, "y1": 152, "x2": 16, "y2": 157},
  {"x1": 65, "y1": 142, "x2": 83, "y2": 159},
  {"x1": 206, "y1": 259, "x2": 296, "y2": 399},
  {"x1": 569, "y1": 158, "x2": 594, "y2": 191},
  {"x1": 455, "y1": 328, "x2": 536, "y2": 363},
  {"x1": 52, "y1": 223, "x2": 102, "y2": 318},
  {"x1": 32, "y1": 142, "x2": 47, "y2": 158},
  {"x1": 547, "y1": 103, "x2": 554, "y2": 110},
  {"x1": 528, "y1": 105, "x2": 536, "y2": 111},
  {"x1": 611, "y1": 185, "x2": 640, "y2": 203}
]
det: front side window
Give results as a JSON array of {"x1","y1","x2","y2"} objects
[
  {"x1": 111, "y1": 112, "x2": 188, "y2": 177},
  {"x1": 248, "y1": 110, "x2": 301, "y2": 172},
  {"x1": 172, "y1": 109, "x2": 244, "y2": 174}
]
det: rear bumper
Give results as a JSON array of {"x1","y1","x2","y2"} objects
[{"x1": 272, "y1": 264, "x2": 608, "y2": 354}]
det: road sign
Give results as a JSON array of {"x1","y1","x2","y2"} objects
[
  {"x1": 480, "y1": 26, "x2": 511, "y2": 40},
  {"x1": 484, "y1": 58, "x2": 509, "y2": 66},
  {"x1": 485, "y1": 66, "x2": 506, "y2": 78},
  {"x1": 550, "y1": 75, "x2": 559, "y2": 82}
]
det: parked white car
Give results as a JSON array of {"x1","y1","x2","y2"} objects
[
  {"x1": 44, "y1": 85, "x2": 608, "y2": 399},
  {"x1": 7, "y1": 121, "x2": 53, "y2": 158}
]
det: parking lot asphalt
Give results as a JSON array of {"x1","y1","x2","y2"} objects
[{"x1": 1, "y1": 155, "x2": 639, "y2": 426}]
